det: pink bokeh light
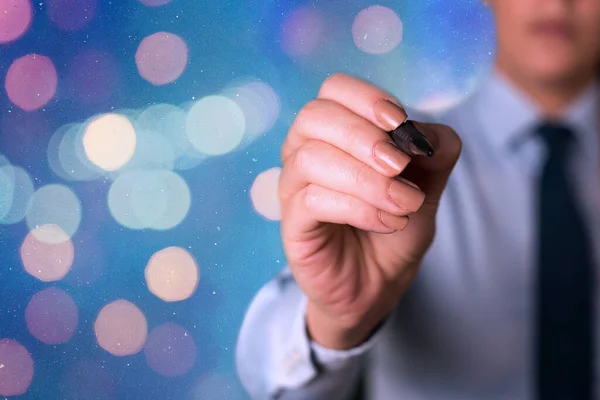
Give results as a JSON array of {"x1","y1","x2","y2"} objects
[
  {"x1": 135, "y1": 32, "x2": 188, "y2": 86},
  {"x1": 5, "y1": 54, "x2": 58, "y2": 111},
  {"x1": 352, "y1": 5, "x2": 403, "y2": 55},
  {"x1": 280, "y1": 6, "x2": 325, "y2": 57},
  {"x1": 0, "y1": 339, "x2": 34, "y2": 396},
  {"x1": 25, "y1": 287, "x2": 78, "y2": 345},
  {"x1": 94, "y1": 300, "x2": 148, "y2": 356},
  {"x1": 144, "y1": 322, "x2": 196, "y2": 377},
  {"x1": 46, "y1": 0, "x2": 98, "y2": 31},
  {"x1": 20, "y1": 225, "x2": 75, "y2": 282},
  {"x1": 0, "y1": 0, "x2": 33, "y2": 44}
]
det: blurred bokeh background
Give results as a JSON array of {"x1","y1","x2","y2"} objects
[{"x1": 0, "y1": 0, "x2": 495, "y2": 398}]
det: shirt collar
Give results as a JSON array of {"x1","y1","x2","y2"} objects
[{"x1": 470, "y1": 67, "x2": 600, "y2": 151}]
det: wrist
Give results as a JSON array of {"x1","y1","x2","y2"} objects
[{"x1": 305, "y1": 301, "x2": 383, "y2": 350}]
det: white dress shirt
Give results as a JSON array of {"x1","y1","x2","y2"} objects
[{"x1": 235, "y1": 69, "x2": 600, "y2": 399}]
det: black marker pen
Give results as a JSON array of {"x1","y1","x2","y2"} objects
[{"x1": 388, "y1": 119, "x2": 435, "y2": 157}]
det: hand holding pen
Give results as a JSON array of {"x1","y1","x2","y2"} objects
[{"x1": 278, "y1": 73, "x2": 462, "y2": 350}]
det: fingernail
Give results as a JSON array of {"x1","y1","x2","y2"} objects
[
  {"x1": 373, "y1": 99, "x2": 407, "y2": 131},
  {"x1": 396, "y1": 176, "x2": 420, "y2": 190},
  {"x1": 373, "y1": 141, "x2": 410, "y2": 175},
  {"x1": 379, "y1": 211, "x2": 409, "y2": 231},
  {"x1": 388, "y1": 180, "x2": 426, "y2": 212}
]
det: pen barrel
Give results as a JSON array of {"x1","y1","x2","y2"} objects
[{"x1": 388, "y1": 120, "x2": 434, "y2": 157}]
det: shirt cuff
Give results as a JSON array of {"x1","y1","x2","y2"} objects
[
  {"x1": 272, "y1": 292, "x2": 318, "y2": 389},
  {"x1": 309, "y1": 305, "x2": 390, "y2": 371},
  {"x1": 302, "y1": 297, "x2": 391, "y2": 370}
]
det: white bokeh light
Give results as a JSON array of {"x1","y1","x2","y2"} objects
[
  {"x1": 137, "y1": 103, "x2": 191, "y2": 160},
  {"x1": 136, "y1": 102, "x2": 207, "y2": 170},
  {"x1": 224, "y1": 81, "x2": 281, "y2": 139},
  {"x1": 186, "y1": 95, "x2": 246, "y2": 156},
  {"x1": 54, "y1": 123, "x2": 104, "y2": 181},
  {"x1": 25, "y1": 184, "x2": 81, "y2": 242},
  {"x1": 113, "y1": 129, "x2": 175, "y2": 174},
  {"x1": 108, "y1": 169, "x2": 191, "y2": 230},
  {"x1": 83, "y1": 113, "x2": 137, "y2": 172},
  {"x1": 415, "y1": 91, "x2": 465, "y2": 113},
  {"x1": 0, "y1": 164, "x2": 34, "y2": 225}
]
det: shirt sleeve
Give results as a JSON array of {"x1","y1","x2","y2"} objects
[{"x1": 235, "y1": 266, "x2": 388, "y2": 400}]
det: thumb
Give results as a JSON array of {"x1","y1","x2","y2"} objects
[{"x1": 401, "y1": 122, "x2": 462, "y2": 211}]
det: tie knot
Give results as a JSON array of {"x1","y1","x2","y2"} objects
[{"x1": 536, "y1": 122, "x2": 574, "y2": 159}]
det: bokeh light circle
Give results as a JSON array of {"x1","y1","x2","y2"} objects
[
  {"x1": 25, "y1": 287, "x2": 78, "y2": 344},
  {"x1": 83, "y1": 113, "x2": 137, "y2": 171},
  {"x1": 108, "y1": 169, "x2": 191, "y2": 230},
  {"x1": 94, "y1": 300, "x2": 148, "y2": 356},
  {"x1": 48, "y1": 123, "x2": 101, "y2": 181},
  {"x1": 0, "y1": 165, "x2": 15, "y2": 221},
  {"x1": 416, "y1": 91, "x2": 464, "y2": 113},
  {"x1": 144, "y1": 322, "x2": 196, "y2": 377},
  {"x1": 250, "y1": 167, "x2": 282, "y2": 221},
  {"x1": 25, "y1": 184, "x2": 81, "y2": 242},
  {"x1": 0, "y1": 339, "x2": 34, "y2": 396},
  {"x1": 5, "y1": 54, "x2": 58, "y2": 111},
  {"x1": 0, "y1": 164, "x2": 34, "y2": 225},
  {"x1": 135, "y1": 32, "x2": 188, "y2": 85},
  {"x1": 189, "y1": 372, "x2": 245, "y2": 399},
  {"x1": 46, "y1": 0, "x2": 98, "y2": 31},
  {"x1": 280, "y1": 6, "x2": 325, "y2": 57},
  {"x1": 20, "y1": 224, "x2": 75, "y2": 281},
  {"x1": 115, "y1": 129, "x2": 175, "y2": 173},
  {"x1": 0, "y1": 0, "x2": 33, "y2": 44},
  {"x1": 186, "y1": 95, "x2": 245, "y2": 155},
  {"x1": 352, "y1": 5, "x2": 403, "y2": 55},
  {"x1": 137, "y1": 103, "x2": 193, "y2": 161},
  {"x1": 145, "y1": 247, "x2": 200, "y2": 302},
  {"x1": 225, "y1": 82, "x2": 281, "y2": 138}
]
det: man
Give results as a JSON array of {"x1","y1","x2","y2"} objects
[{"x1": 236, "y1": 0, "x2": 600, "y2": 398}]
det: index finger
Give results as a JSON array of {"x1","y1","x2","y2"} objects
[{"x1": 317, "y1": 73, "x2": 408, "y2": 132}]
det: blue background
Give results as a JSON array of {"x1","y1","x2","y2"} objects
[{"x1": 0, "y1": 0, "x2": 495, "y2": 398}]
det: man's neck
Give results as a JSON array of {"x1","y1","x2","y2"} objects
[{"x1": 494, "y1": 61, "x2": 596, "y2": 118}]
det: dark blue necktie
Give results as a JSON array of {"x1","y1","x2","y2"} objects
[{"x1": 535, "y1": 122, "x2": 595, "y2": 399}]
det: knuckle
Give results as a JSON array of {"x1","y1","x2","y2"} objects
[
  {"x1": 341, "y1": 119, "x2": 362, "y2": 147},
  {"x1": 292, "y1": 142, "x2": 317, "y2": 174},
  {"x1": 319, "y1": 73, "x2": 348, "y2": 95},
  {"x1": 354, "y1": 201, "x2": 375, "y2": 227},
  {"x1": 292, "y1": 99, "x2": 328, "y2": 136},
  {"x1": 302, "y1": 184, "x2": 321, "y2": 212},
  {"x1": 352, "y1": 163, "x2": 372, "y2": 190},
  {"x1": 297, "y1": 98, "x2": 325, "y2": 123}
]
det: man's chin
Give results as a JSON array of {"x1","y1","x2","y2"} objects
[{"x1": 524, "y1": 59, "x2": 587, "y2": 87}]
